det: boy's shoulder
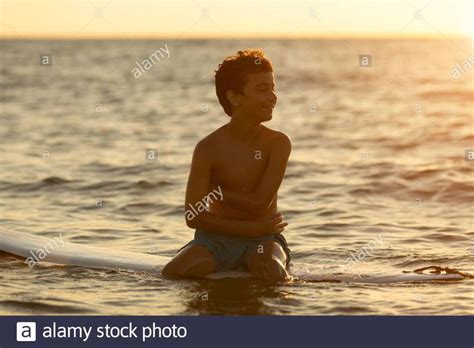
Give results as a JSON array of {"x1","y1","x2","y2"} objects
[
  {"x1": 195, "y1": 125, "x2": 226, "y2": 148},
  {"x1": 263, "y1": 126, "x2": 291, "y2": 144},
  {"x1": 217, "y1": 124, "x2": 290, "y2": 141},
  {"x1": 260, "y1": 126, "x2": 292, "y2": 151},
  {"x1": 195, "y1": 125, "x2": 291, "y2": 151}
]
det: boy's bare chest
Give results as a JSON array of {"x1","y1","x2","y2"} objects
[{"x1": 210, "y1": 141, "x2": 270, "y2": 190}]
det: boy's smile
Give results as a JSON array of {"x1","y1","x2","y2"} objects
[{"x1": 238, "y1": 71, "x2": 277, "y2": 122}]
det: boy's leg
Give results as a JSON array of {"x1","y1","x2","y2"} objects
[
  {"x1": 243, "y1": 239, "x2": 291, "y2": 283},
  {"x1": 161, "y1": 245, "x2": 216, "y2": 279}
]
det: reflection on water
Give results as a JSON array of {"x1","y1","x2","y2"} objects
[{"x1": 182, "y1": 278, "x2": 290, "y2": 315}]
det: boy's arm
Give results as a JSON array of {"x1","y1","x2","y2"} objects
[
  {"x1": 217, "y1": 133, "x2": 291, "y2": 215},
  {"x1": 185, "y1": 139, "x2": 285, "y2": 237}
]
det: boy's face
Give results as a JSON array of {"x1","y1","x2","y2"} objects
[{"x1": 237, "y1": 72, "x2": 277, "y2": 122}]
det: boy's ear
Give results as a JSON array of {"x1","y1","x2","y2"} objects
[{"x1": 226, "y1": 90, "x2": 241, "y2": 107}]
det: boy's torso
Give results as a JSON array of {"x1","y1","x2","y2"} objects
[{"x1": 205, "y1": 124, "x2": 279, "y2": 219}]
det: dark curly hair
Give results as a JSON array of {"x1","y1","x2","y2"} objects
[{"x1": 214, "y1": 49, "x2": 273, "y2": 117}]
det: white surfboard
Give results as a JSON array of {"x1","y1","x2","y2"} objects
[{"x1": 0, "y1": 230, "x2": 465, "y2": 283}]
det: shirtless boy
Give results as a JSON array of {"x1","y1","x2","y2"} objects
[{"x1": 161, "y1": 49, "x2": 292, "y2": 283}]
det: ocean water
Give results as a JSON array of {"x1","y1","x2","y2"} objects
[{"x1": 0, "y1": 39, "x2": 473, "y2": 315}]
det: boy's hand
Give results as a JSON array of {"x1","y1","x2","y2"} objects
[{"x1": 251, "y1": 212, "x2": 287, "y2": 237}]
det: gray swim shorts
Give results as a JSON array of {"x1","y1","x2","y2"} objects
[{"x1": 176, "y1": 229, "x2": 291, "y2": 273}]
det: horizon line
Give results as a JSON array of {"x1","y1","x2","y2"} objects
[{"x1": 0, "y1": 33, "x2": 470, "y2": 40}]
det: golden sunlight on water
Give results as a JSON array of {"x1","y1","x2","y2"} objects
[{"x1": 0, "y1": 38, "x2": 473, "y2": 315}]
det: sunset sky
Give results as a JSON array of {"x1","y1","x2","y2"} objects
[{"x1": 1, "y1": 0, "x2": 472, "y2": 39}]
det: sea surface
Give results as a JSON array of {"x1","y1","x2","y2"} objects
[{"x1": 0, "y1": 39, "x2": 473, "y2": 315}]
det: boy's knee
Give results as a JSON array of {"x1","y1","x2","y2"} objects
[
  {"x1": 247, "y1": 253, "x2": 288, "y2": 282},
  {"x1": 253, "y1": 241, "x2": 287, "y2": 263},
  {"x1": 161, "y1": 258, "x2": 215, "y2": 278},
  {"x1": 161, "y1": 262, "x2": 178, "y2": 278},
  {"x1": 184, "y1": 258, "x2": 215, "y2": 276},
  {"x1": 262, "y1": 258, "x2": 288, "y2": 282}
]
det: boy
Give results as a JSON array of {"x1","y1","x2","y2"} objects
[{"x1": 162, "y1": 49, "x2": 292, "y2": 282}]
